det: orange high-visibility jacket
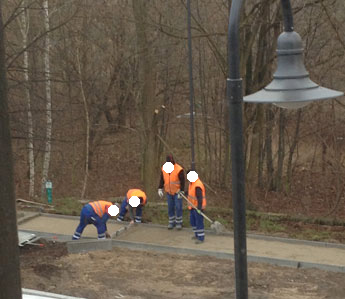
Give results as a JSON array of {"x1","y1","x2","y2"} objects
[
  {"x1": 126, "y1": 189, "x2": 147, "y2": 206},
  {"x1": 188, "y1": 178, "x2": 206, "y2": 210},
  {"x1": 89, "y1": 200, "x2": 112, "y2": 218},
  {"x1": 162, "y1": 163, "x2": 183, "y2": 195}
]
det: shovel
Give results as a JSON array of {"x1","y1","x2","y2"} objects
[{"x1": 179, "y1": 192, "x2": 226, "y2": 234}]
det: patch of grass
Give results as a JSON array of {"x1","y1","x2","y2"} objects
[
  {"x1": 290, "y1": 229, "x2": 332, "y2": 242},
  {"x1": 143, "y1": 205, "x2": 169, "y2": 226},
  {"x1": 259, "y1": 218, "x2": 285, "y2": 233},
  {"x1": 246, "y1": 216, "x2": 257, "y2": 231},
  {"x1": 52, "y1": 197, "x2": 83, "y2": 216},
  {"x1": 182, "y1": 209, "x2": 192, "y2": 228},
  {"x1": 247, "y1": 209, "x2": 345, "y2": 228}
]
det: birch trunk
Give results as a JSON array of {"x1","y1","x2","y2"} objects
[
  {"x1": 41, "y1": 0, "x2": 52, "y2": 196},
  {"x1": 19, "y1": 4, "x2": 35, "y2": 199}
]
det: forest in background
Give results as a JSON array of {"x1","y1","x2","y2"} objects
[{"x1": 3, "y1": 0, "x2": 345, "y2": 219}]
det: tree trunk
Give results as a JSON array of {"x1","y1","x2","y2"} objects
[
  {"x1": 276, "y1": 109, "x2": 286, "y2": 192},
  {"x1": 222, "y1": 99, "x2": 231, "y2": 188},
  {"x1": 41, "y1": 0, "x2": 52, "y2": 196},
  {"x1": 246, "y1": 105, "x2": 264, "y2": 187},
  {"x1": 0, "y1": 2, "x2": 22, "y2": 296},
  {"x1": 246, "y1": 0, "x2": 271, "y2": 194},
  {"x1": 265, "y1": 107, "x2": 275, "y2": 191},
  {"x1": 132, "y1": 0, "x2": 159, "y2": 199},
  {"x1": 19, "y1": 4, "x2": 35, "y2": 199},
  {"x1": 77, "y1": 48, "x2": 90, "y2": 200},
  {"x1": 286, "y1": 109, "x2": 302, "y2": 192}
]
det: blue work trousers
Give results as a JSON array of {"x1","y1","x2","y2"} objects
[
  {"x1": 190, "y1": 208, "x2": 205, "y2": 241},
  {"x1": 167, "y1": 193, "x2": 183, "y2": 226},
  {"x1": 73, "y1": 204, "x2": 107, "y2": 240},
  {"x1": 118, "y1": 198, "x2": 143, "y2": 223}
]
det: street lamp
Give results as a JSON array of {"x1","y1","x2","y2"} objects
[{"x1": 227, "y1": 0, "x2": 343, "y2": 298}]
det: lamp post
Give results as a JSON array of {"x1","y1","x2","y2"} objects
[{"x1": 227, "y1": 0, "x2": 343, "y2": 298}]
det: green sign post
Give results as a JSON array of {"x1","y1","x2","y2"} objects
[{"x1": 45, "y1": 180, "x2": 52, "y2": 204}]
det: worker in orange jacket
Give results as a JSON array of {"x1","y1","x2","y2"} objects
[
  {"x1": 187, "y1": 169, "x2": 206, "y2": 244},
  {"x1": 117, "y1": 189, "x2": 147, "y2": 223},
  {"x1": 158, "y1": 154, "x2": 185, "y2": 230},
  {"x1": 72, "y1": 200, "x2": 115, "y2": 240}
]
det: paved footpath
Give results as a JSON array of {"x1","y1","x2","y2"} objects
[{"x1": 18, "y1": 212, "x2": 345, "y2": 273}]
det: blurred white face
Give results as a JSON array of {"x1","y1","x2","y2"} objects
[
  {"x1": 129, "y1": 196, "x2": 140, "y2": 208},
  {"x1": 163, "y1": 162, "x2": 174, "y2": 174},
  {"x1": 108, "y1": 205, "x2": 119, "y2": 216},
  {"x1": 187, "y1": 171, "x2": 198, "y2": 183}
]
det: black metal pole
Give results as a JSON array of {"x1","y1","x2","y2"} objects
[
  {"x1": 281, "y1": 0, "x2": 294, "y2": 32},
  {"x1": 227, "y1": 0, "x2": 295, "y2": 298},
  {"x1": 187, "y1": 0, "x2": 196, "y2": 171},
  {"x1": 227, "y1": 0, "x2": 247, "y2": 298}
]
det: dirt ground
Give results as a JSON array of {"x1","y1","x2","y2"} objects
[{"x1": 20, "y1": 240, "x2": 345, "y2": 299}]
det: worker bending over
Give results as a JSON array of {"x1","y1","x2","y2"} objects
[
  {"x1": 72, "y1": 200, "x2": 114, "y2": 240},
  {"x1": 158, "y1": 154, "x2": 185, "y2": 229},
  {"x1": 187, "y1": 170, "x2": 206, "y2": 244},
  {"x1": 117, "y1": 189, "x2": 147, "y2": 223}
]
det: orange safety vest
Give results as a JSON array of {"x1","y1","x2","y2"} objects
[
  {"x1": 89, "y1": 200, "x2": 112, "y2": 218},
  {"x1": 162, "y1": 163, "x2": 183, "y2": 195},
  {"x1": 188, "y1": 178, "x2": 206, "y2": 210},
  {"x1": 126, "y1": 189, "x2": 147, "y2": 206}
]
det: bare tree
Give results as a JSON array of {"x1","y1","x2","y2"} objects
[
  {"x1": 0, "y1": 1, "x2": 22, "y2": 296},
  {"x1": 132, "y1": 0, "x2": 160, "y2": 199},
  {"x1": 18, "y1": 1, "x2": 35, "y2": 198},
  {"x1": 41, "y1": 0, "x2": 52, "y2": 196},
  {"x1": 76, "y1": 47, "x2": 90, "y2": 200}
]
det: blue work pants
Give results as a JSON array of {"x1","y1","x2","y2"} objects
[
  {"x1": 118, "y1": 198, "x2": 143, "y2": 223},
  {"x1": 73, "y1": 204, "x2": 107, "y2": 240},
  {"x1": 190, "y1": 208, "x2": 205, "y2": 241},
  {"x1": 167, "y1": 193, "x2": 183, "y2": 226}
]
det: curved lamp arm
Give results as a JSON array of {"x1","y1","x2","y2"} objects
[
  {"x1": 227, "y1": 0, "x2": 243, "y2": 79},
  {"x1": 228, "y1": 0, "x2": 293, "y2": 79}
]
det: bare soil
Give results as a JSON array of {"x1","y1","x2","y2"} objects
[{"x1": 20, "y1": 240, "x2": 345, "y2": 299}]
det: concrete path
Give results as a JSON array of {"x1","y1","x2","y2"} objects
[
  {"x1": 17, "y1": 212, "x2": 345, "y2": 273},
  {"x1": 18, "y1": 213, "x2": 124, "y2": 238}
]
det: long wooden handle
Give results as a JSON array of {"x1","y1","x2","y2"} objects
[{"x1": 179, "y1": 192, "x2": 214, "y2": 224}]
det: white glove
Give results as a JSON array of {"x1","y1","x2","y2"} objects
[
  {"x1": 177, "y1": 190, "x2": 184, "y2": 199},
  {"x1": 158, "y1": 189, "x2": 164, "y2": 198}
]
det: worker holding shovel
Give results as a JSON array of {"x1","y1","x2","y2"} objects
[
  {"x1": 158, "y1": 154, "x2": 185, "y2": 230},
  {"x1": 184, "y1": 169, "x2": 206, "y2": 244}
]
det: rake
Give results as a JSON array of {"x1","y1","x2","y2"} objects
[{"x1": 180, "y1": 192, "x2": 226, "y2": 234}]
